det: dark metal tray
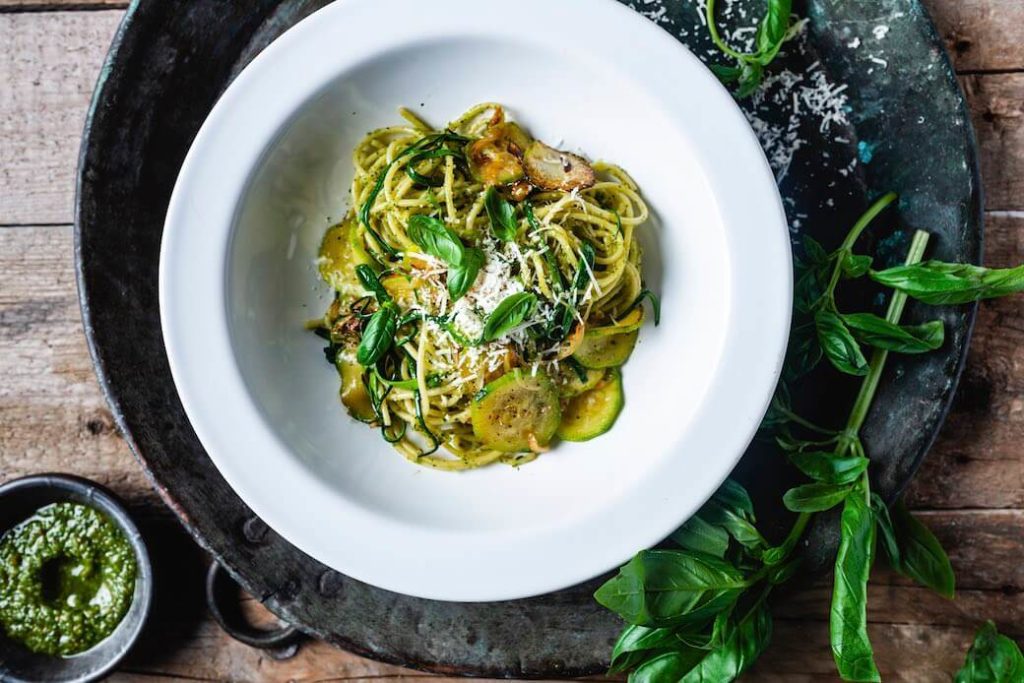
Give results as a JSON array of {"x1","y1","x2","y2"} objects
[{"x1": 75, "y1": 0, "x2": 980, "y2": 677}]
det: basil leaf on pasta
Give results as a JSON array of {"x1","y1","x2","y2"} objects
[
  {"x1": 484, "y1": 187, "x2": 518, "y2": 241},
  {"x1": 407, "y1": 214, "x2": 465, "y2": 265}
]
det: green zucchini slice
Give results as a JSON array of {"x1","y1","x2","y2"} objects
[
  {"x1": 318, "y1": 217, "x2": 375, "y2": 295},
  {"x1": 471, "y1": 369, "x2": 561, "y2": 452},
  {"x1": 338, "y1": 359, "x2": 375, "y2": 422},
  {"x1": 555, "y1": 365, "x2": 605, "y2": 398},
  {"x1": 557, "y1": 369, "x2": 624, "y2": 441},
  {"x1": 573, "y1": 329, "x2": 639, "y2": 369}
]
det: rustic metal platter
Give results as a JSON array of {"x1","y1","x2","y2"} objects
[{"x1": 75, "y1": 0, "x2": 980, "y2": 677}]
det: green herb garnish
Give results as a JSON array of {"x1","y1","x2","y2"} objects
[
  {"x1": 407, "y1": 214, "x2": 483, "y2": 301},
  {"x1": 482, "y1": 292, "x2": 537, "y2": 342},
  {"x1": 484, "y1": 186, "x2": 518, "y2": 241},
  {"x1": 706, "y1": 0, "x2": 800, "y2": 97},
  {"x1": 597, "y1": 188, "x2": 1024, "y2": 681}
]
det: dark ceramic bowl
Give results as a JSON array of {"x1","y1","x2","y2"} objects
[{"x1": 0, "y1": 474, "x2": 153, "y2": 683}]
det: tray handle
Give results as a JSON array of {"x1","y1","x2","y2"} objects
[{"x1": 205, "y1": 561, "x2": 306, "y2": 659}]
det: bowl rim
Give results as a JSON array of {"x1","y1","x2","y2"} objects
[
  {"x1": 159, "y1": 0, "x2": 792, "y2": 602},
  {"x1": 0, "y1": 473, "x2": 153, "y2": 683}
]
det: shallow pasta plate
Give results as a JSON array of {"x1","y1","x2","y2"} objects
[{"x1": 159, "y1": 0, "x2": 791, "y2": 602}]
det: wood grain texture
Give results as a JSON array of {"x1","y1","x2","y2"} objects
[
  {"x1": 0, "y1": 1, "x2": 1022, "y2": 681},
  {"x1": 0, "y1": 11, "x2": 122, "y2": 225},
  {"x1": 923, "y1": 0, "x2": 1024, "y2": 72},
  {"x1": 963, "y1": 74, "x2": 1024, "y2": 211}
]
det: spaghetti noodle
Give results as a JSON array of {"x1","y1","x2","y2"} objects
[{"x1": 312, "y1": 103, "x2": 657, "y2": 470}]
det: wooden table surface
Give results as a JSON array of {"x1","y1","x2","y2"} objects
[{"x1": 1, "y1": 1, "x2": 1022, "y2": 681}]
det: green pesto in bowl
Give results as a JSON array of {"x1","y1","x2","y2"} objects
[{"x1": 0, "y1": 503, "x2": 136, "y2": 656}]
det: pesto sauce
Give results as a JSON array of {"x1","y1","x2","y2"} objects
[{"x1": 0, "y1": 502, "x2": 136, "y2": 656}]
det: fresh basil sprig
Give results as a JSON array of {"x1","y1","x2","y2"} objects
[
  {"x1": 782, "y1": 482, "x2": 851, "y2": 512},
  {"x1": 481, "y1": 292, "x2": 537, "y2": 342},
  {"x1": 706, "y1": 0, "x2": 799, "y2": 97},
  {"x1": 831, "y1": 483, "x2": 879, "y2": 682},
  {"x1": 355, "y1": 264, "x2": 391, "y2": 303},
  {"x1": 356, "y1": 301, "x2": 398, "y2": 366},
  {"x1": 406, "y1": 214, "x2": 483, "y2": 301},
  {"x1": 408, "y1": 214, "x2": 465, "y2": 265},
  {"x1": 842, "y1": 313, "x2": 945, "y2": 354},
  {"x1": 872, "y1": 496, "x2": 955, "y2": 599},
  {"x1": 484, "y1": 186, "x2": 518, "y2": 241},
  {"x1": 871, "y1": 261, "x2": 1024, "y2": 304},
  {"x1": 595, "y1": 185, "x2": 1024, "y2": 681},
  {"x1": 955, "y1": 621, "x2": 1024, "y2": 682}
]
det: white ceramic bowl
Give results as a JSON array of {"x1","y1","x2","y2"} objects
[{"x1": 160, "y1": 0, "x2": 791, "y2": 602}]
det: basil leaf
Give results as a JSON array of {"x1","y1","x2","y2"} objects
[
  {"x1": 709, "y1": 63, "x2": 743, "y2": 84},
  {"x1": 786, "y1": 321, "x2": 823, "y2": 379},
  {"x1": 670, "y1": 515, "x2": 731, "y2": 558},
  {"x1": 610, "y1": 625, "x2": 685, "y2": 673},
  {"x1": 447, "y1": 247, "x2": 484, "y2": 301},
  {"x1": 407, "y1": 214, "x2": 465, "y2": 265},
  {"x1": 484, "y1": 186, "x2": 518, "y2": 241},
  {"x1": 870, "y1": 493, "x2": 902, "y2": 569},
  {"x1": 788, "y1": 451, "x2": 870, "y2": 485},
  {"x1": 735, "y1": 62, "x2": 764, "y2": 98},
  {"x1": 680, "y1": 601, "x2": 773, "y2": 682},
  {"x1": 713, "y1": 479, "x2": 756, "y2": 521},
  {"x1": 870, "y1": 261, "x2": 1024, "y2": 305},
  {"x1": 890, "y1": 501, "x2": 956, "y2": 599},
  {"x1": 692, "y1": 479, "x2": 766, "y2": 550},
  {"x1": 700, "y1": 499, "x2": 766, "y2": 550},
  {"x1": 814, "y1": 309, "x2": 869, "y2": 376},
  {"x1": 842, "y1": 253, "x2": 874, "y2": 279},
  {"x1": 594, "y1": 550, "x2": 748, "y2": 627},
  {"x1": 831, "y1": 487, "x2": 881, "y2": 682},
  {"x1": 803, "y1": 235, "x2": 831, "y2": 267},
  {"x1": 482, "y1": 292, "x2": 537, "y2": 342},
  {"x1": 756, "y1": 0, "x2": 792, "y2": 55},
  {"x1": 783, "y1": 482, "x2": 851, "y2": 512},
  {"x1": 955, "y1": 621, "x2": 1024, "y2": 683},
  {"x1": 355, "y1": 264, "x2": 390, "y2": 303},
  {"x1": 632, "y1": 649, "x2": 707, "y2": 683},
  {"x1": 356, "y1": 303, "x2": 398, "y2": 366},
  {"x1": 842, "y1": 313, "x2": 945, "y2": 354}
]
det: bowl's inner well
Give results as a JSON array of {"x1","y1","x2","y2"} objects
[{"x1": 227, "y1": 35, "x2": 731, "y2": 533}]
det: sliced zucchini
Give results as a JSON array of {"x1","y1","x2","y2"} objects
[
  {"x1": 338, "y1": 359, "x2": 374, "y2": 422},
  {"x1": 319, "y1": 217, "x2": 375, "y2": 295},
  {"x1": 556, "y1": 365, "x2": 605, "y2": 398},
  {"x1": 466, "y1": 123, "x2": 532, "y2": 186},
  {"x1": 557, "y1": 369, "x2": 624, "y2": 441},
  {"x1": 522, "y1": 141, "x2": 595, "y2": 191},
  {"x1": 471, "y1": 368, "x2": 561, "y2": 452},
  {"x1": 573, "y1": 329, "x2": 639, "y2": 369},
  {"x1": 381, "y1": 273, "x2": 416, "y2": 307},
  {"x1": 588, "y1": 308, "x2": 644, "y2": 338}
]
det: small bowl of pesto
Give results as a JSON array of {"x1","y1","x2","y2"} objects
[{"x1": 0, "y1": 474, "x2": 152, "y2": 683}]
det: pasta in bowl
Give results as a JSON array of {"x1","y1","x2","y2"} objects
[
  {"x1": 312, "y1": 103, "x2": 657, "y2": 470},
  {"x1": 160, "y1": 0, "x2": 790, "y2": 600}
]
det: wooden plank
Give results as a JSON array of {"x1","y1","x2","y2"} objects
[
  {"x1": 962, "y1": 74, "x2": 1024, "y2": 212},
  {"x1": 923, "y1": 0, "x2": 1024, "y2": 72},
  {"x1": 907, "y1": 213, "x2": 1024, "y2": 508},
  {"x1": 0, "y1": 11, "x2": 122, "y2": 225},
  {"x1": 0, "y1": 226, "x2": 153, "y2": 499},
  {"x1": 1, "y1": 11, "x2": 1023, "y2": 226}
]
